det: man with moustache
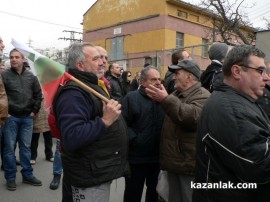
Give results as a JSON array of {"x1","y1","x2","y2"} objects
[
  {"x1": 54, "y1": 43, "x2": 129, "y2": 201},
  {"x1": 146, "y1": 60, "x2": 210, "y2": 202},
  {"x1": 122, "y1": 66, "x2": 165, "y2": 202}
]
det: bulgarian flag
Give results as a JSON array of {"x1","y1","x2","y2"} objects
[{"x1": 11, "y1": 39, "x2": 109, "y2": 108}]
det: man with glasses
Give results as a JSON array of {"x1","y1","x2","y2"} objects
[
  {"x1": 257, "y1": 64, "x2": 270, "y2": 120},
  {"x1": 193, "y1": 45, "x2": 270, "y2": 202},
  {"x1": 121, "y1": 71, "x2": 133, "y2": 96}
]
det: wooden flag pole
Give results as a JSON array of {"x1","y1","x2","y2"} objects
[{"x1": 70, "y1": 75, "x2": 110, "y2": 103}]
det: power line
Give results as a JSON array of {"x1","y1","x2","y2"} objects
[
  {"x1": 58, "y1": 30, "x2": 83, "y2": 45},
  {"x1": 249, "y1": 7, "x2": 270, "y2": 18},
  {"x1": 0, "y1": 10, "x2": 113, "y2": 36},
  {"x1": 248, "y1": 3, "x2": 270, "y2": 15},
  {"x1": 249, "y1": 10, "x2": 270, "y2": 21},
  {"x1": 0, "y1": 10, "x2": 82, "y2": 30}
]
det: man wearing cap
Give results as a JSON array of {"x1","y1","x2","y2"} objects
[
  {"x1": 146, "y1": 60, "x2": 210, "y2": 202},
  {"x1": 164, "y1": 49, "x2": 192, "y2": 94},
  {"x1": 200, "y1": 42, "x2": 231, "y2": 92}
]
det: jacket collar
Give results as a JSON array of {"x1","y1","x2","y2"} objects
[
  {"x1": 10, "y1": 66, "x2": 26, "y2": 74},
  {"x1": 175, "y1": 82, "x2": 201, "y2": 98},
  {"x1": 216, "y1": 83, "x2": 256, "y2": 103},
  {"x1": 68, "y1": 68, "x2": 98, "y2": 85}
]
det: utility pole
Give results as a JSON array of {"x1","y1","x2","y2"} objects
[
  {"x1": 27, "y1": 37, "x2": 33, "y2": 48},
  {"x1": 58, "y1": 30, "x2": 82, "y2": 45}
]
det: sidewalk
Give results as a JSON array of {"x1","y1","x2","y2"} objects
[{"x1": 0, "y1": 138, "x2": 145, "y2": 202}]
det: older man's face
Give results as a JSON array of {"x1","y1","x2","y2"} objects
[
  {"x1": 76, "y1": 46, "x2": 103, "y2": 75},
  {"x1": 96, "y1": 47, "x2": 109, "y2": 70},
  {"x1": 141, "y1": 69, "x2": 162, "y2": 90}
]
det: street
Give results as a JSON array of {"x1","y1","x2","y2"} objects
[{"x1": 0, "y1": 138, "x2": 144, "y2": 202}]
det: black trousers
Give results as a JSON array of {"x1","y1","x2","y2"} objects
[
  {"x1": 31, "y1": 131, "x2": 53, "y2": 160},
  {"x1": 62, "y1": 174, "x2": 73, "y2": 202},
  {"x1": 124, "y1": 162, "x2": 160, "y2": 202}
]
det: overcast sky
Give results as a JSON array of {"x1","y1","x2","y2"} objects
[
  {"x1": 1, "y1": 0, "x2": 96, "y2": 54},
  {"x1": 1, "y1": 0, "x2": 269, "y2": 55}
]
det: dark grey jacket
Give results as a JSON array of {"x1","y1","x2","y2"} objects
[
  {"x1": 193, "y1": 83, "x2": 270, "y2": 202},
  {"x1": 1, "y1": 67, "x2": 42, "y2": 117}
]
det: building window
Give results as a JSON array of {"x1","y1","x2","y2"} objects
[
  {"x1": 145, "y1": 56, "x2": 157, "y2": 67},
  {"x1": 111, "y1": 36, "x2": 124, "y2": 61},
  {"x1": 176, "y1": 32, "x2": 184, "y2": 49},
  {"x1": 178, "y1": 10, "x2": 187, "y2": 18},
  {"x1": 202, "y1": 39, "x2": 209, "y2": 58}
]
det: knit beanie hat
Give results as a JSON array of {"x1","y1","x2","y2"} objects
[{"x1": 208, "y1": 42, "x2": 229, "y2": 62}]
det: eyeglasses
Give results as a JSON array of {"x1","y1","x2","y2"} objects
[
  {"x1": 239, "y1": 65, "x2": 267, "y2": 76},
  {"x1": 128, "y1": 75, "x2": 132, "y2": 77}
]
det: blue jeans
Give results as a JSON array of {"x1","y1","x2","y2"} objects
[
  {"x1": 53, "y1": 139, "x2": 62, "y2": 175},
  {"x1": 3, "y1": 115, "x2": 33, "y2": 180}
]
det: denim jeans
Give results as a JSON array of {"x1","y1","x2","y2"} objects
[
  {"x1": 3, "y1": 115, "x2": 33, "y2": 180},
  {"x1": 53, "y1": 139, "x2": 62, "y2": 175}
]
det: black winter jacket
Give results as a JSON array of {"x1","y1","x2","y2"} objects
[
  {"x1": 1, "y1": 67, "x2": 42, "y2": 117},
  {"x1": 193, "y1": 83, "x2": 270, "y2": 202},
  {"x1": 121, "y1": 87, "x2": 165, "y2": 164},
  {"x1": 106, "y1": 75, "x2": 124, "y2": 102},
  {"x1": 200, "y1": 61, "x2": 223, "y2": 93},
  {"x1": 164, "y1": 70, "x2": 175, "y2": 94},
  {"x1": 257, "y1": 84, "x2": 270, "y2": 120}
]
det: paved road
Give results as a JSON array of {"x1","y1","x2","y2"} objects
[{"x1": 0, "y1": 138, "x2": 140, "y2": 202}]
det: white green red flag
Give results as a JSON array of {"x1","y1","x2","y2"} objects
[{"x1": 11, "y1": 39, "x2": 72, "y2": 108}]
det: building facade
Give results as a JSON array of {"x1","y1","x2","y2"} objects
[{"x1": 82, "y1": 0, "x2": 254, "y2": 78}]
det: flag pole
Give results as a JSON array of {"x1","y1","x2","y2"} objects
[{"x1": 68, "y1": 74, "x2": 110, "y2": 103}]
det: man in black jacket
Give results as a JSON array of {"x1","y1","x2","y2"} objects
[
  {"x1": 193, "y1": 45, "x2": 270, "y2": 202},
  {"x1": 1, "y1": 49, "x2": 42, "y2": 191},
  {"x1": 122, "y1": 66, "x2": 164, "y2": 202},
  {"x1": 106, "y1": 63, "x2": 124, "y2": 102},
  {"x1": 200, "y1": 42, "x2": 230, "y2": 92}
]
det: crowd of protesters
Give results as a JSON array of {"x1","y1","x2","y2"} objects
[{"x1": 1, "y1": 34, "x2": 270, "y2": 202}]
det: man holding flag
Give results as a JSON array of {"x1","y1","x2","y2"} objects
[
  {"x1": 54, "y1": 43, "x2": 129, "y2": 201},
  {"x1": 1, "y1": 48, "x2": 42, "y2": 191}
]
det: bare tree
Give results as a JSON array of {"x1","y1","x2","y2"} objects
[
  {"x1": 263, "y1": 17, "x2": 270, "y2": 30},
  {"x1": 200, "y1": 0, "x2": 257, "y2": 45}
]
